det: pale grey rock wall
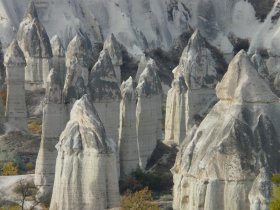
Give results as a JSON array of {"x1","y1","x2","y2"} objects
[
  {"x1": 119, "y1": 77, "x2": 139, "y2": 176},
  {"x1": 4, "y1": 40, "x2": 27, "y2": 131},
  {"x1": 172, "y1": 51, "x2": 280, "y2": 210},
  {"x1": 136, "y1": 60, "x2": 162, "y2": 169},
  {"x1": 50, "y1": 95, "x2": 120, "y2": 210},
  {"x1": 35, "y1": 69, "x2": 68, "y2": 203}
]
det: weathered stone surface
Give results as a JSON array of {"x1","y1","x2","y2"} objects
[
  {"x1": 4, "y1": 40, "x2": 27, "y2": 131},
  {"x1": 35, "y1": 69, "x2": 68, "y2": 203},
  {"x1": 17, "y1": 1, "x2": 52, "y2": 90},
  {"x1": 103, "y1": 34, "x2": 123, "y2": 84},
  {"x1": 119, "y1": 77, "x2": 139, "y2": 176},
  {"x1": 251, "y1": 50, "x2": 268, "y2": 80},
  {"x1": 164, "y1": 75, "x2": 187, "y2": 145},
  {"x1": 63, "y1": 32, "x2": 93, "y2": 106},
  {"x1": 89, "y1": 49, "x2": 121, "y2": 144},
  {"x1": 136, "y1": 60, "x2": 162, "y2": 169},
  {"x1": 172, "y1": 51, "x2": 280, "y2": 210},
  {"x1": 135, "y1": 55, "x2": 149, "y2": 81},
  {"x1": 51, "y1": 35, "x2": 66, "y2": 86},
  {"x1": 165, "y1": 30, "x2": 226, "y2": 145},
  {"x1": 50, "y1": 95, "x2": 120, "y2": 210}
]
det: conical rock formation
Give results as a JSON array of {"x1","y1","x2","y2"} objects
[
  {"x1": 50, "y1": 95, "x2": 120, "y2": 210},
  {"x1": 51, "y1": 35, "x2": 66, "y2": 86},
  {"x1": 172, "y1": 51, "x2": 280, "y2": 210},
  {"x1": 17, "y1": 1, "x2": 52, "y2": 90},
  {"x1": 4, "y1": 40, "x2": 27, "y2": 131},
  {"x1": 63, "y1": 32, "x2": 93, "y2": 106},
  {"x1": 89, "y1": 49, "x2": 121, "y2": 144},
  {"x1": 35, "y1": 69, "x2": 68, "y2": 202},
  {"x1": 103, "y1": 34, "x2": 123, "y2": 84},
  {"x1": 136, "y1": 60, "x2": 162, "y2": 169},
  {"x1": 119, "y1": 77, "x2": 139, "y2": 176}
]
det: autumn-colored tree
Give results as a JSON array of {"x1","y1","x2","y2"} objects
[
  {"x1": 2, "y1": 161, "x2": 19, "y2": 175},
  {"x1": 121, "y1": 187, "x2": 160, "y2": 210}
]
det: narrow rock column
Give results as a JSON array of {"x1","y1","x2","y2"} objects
[
  {"x1": 50, "y1": 95, "x2": 120, "y2": 210},
  {"x1": 4, "y1": 40, "x2": 27, "y2": 131},
  {"x1": 51, "y1": 35, "x2": 66, "y2": 86},
  {"x1": 34, "y1": 69, "x2": 68, "y2": 202},
  {"x1": 119, "y1": 77, "x2": 139, "y2": 176},
  {"x1": 164, "y1": 75, "x2": 187, "y2": 145},
  {"x1": 136, "y1": 60, "x2": 162, "y2": 169}
]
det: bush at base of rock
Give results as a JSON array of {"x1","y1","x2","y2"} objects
[
  {"x1": 28, "y1": 120, "x2": 42, "y2": 135},
  {"x1": 1, "y1": 161, "x2": 19, "y2": 175},
  {"x1": 121, "y1": 187, "x2": 160, "y2": 210}
]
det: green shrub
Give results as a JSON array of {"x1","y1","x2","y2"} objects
[{"x1": 28, "y1": 120, "x2": 42, "y2": 135}]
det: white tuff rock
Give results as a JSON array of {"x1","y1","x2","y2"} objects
[
  {"x1": 50, "y1": 95, "x2": 120, "y2": 210},
  {"x1": 136, "y1": 60, "x2": 162, "y2": 169},
  {"x1": 103, "y1": 34, "x2": 124, "y2": 84},
  {"x1": 35, "y1": 69, "x2": 68, "y2": 202},
  {"x1": 172, "y1": 50, "x2": 280, "y2": 210},
  {"x1": 51, "y1": 35, "x2": 66, "y2": 86},
  {"x1": 63, "y1": 32, "x2": 93, "y2": 107},
  {"x1": 89, "y1": 49, "x2": 121, "y2": 145},
  {"x1": 4, "y1": 40, "x2": 27, "y2": 131},
  {"x1": 119, "y1": 77, "x2": 139, "y2": 176},
  {"x1": 17, "y1": 1, "x2": 52, "y2": 90}
]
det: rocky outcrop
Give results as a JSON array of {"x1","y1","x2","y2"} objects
[
  {"x1": 119, "y1": 77, "x2": 138, "y2": 176},
  {"x1": 35, "y1": 69, "x2": 67, "y2": 203},
  {"x1": 89, "y1": 49, "x2": 121, "y2": 144},
  {"x1": 251, "y1": 50, "x2": 268, "y2": 79},
  {"x1": 136, "y1": 60, "x2": 162, "y2": 169},
  {"x1": 184, "y1": 30, "x2": 225, "y2": 135},
  {"x1": 63, "y1": 32, "x2": 93, "y2": 106},
  {"x1": 51, "y1": 35, "x2": 66, "y2": 86},
  {"x1": 50, "y1": 95, "x2": 120, "y2": 210},
  {"x1": 4, "y1": 40, "x2": 27, "y2": 131},
  {"x1": 17, "y1": 1, "x2": 52, "y2": 90},
  {"x1": 164, "y1": 75, "x2": 187, "y2": 145},
  {"x1": 172, "y1": 50, "x2": 280, "y2": 210},
  {"x1": 103, "y1": 34, "x2": 123, "y2": 84},
  {"x1": 135, "y1": 55, "x2": 149, "y2": 81}
]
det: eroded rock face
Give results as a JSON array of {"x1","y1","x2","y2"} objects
[
  {"x1": 172, "y1": 51, "x2": 280, "y2": 210},
  {"x1": 165, "y1": 30, "x2": 226, "y2": 145},
  {"x1": 63, "y1": 32, "x2": 93, "y2": 106},
  {"x1": 89, "y1": 49, "x2": 121, "y2": 144},
  {"x1": 35, "y1": 69, "x2": 67, "y2": 203},
  {"x1": 119, "y1": 77, "x2": 139, "y2": 176},
  {"x1": 4, "y1": 40, "x2": 27, "y2": 131},
  {"x1": 50, "y1": 95, "x2": 120, "y2": 210},
  {"x1": 17, "y1": 1, "x2": 52, "y2": 90},
  {"x1": 136, "y1": 60, "x2": 162, "y2": 169},
  {"x1": 51, "y1": 35, "x2": 66, "y2": 86},
  {"x1": 164, "y1": 75, "x2": 187, "y2": 145},
  {"x1": 103, "y1": 34, "x2": 124, "y2": 84}
]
